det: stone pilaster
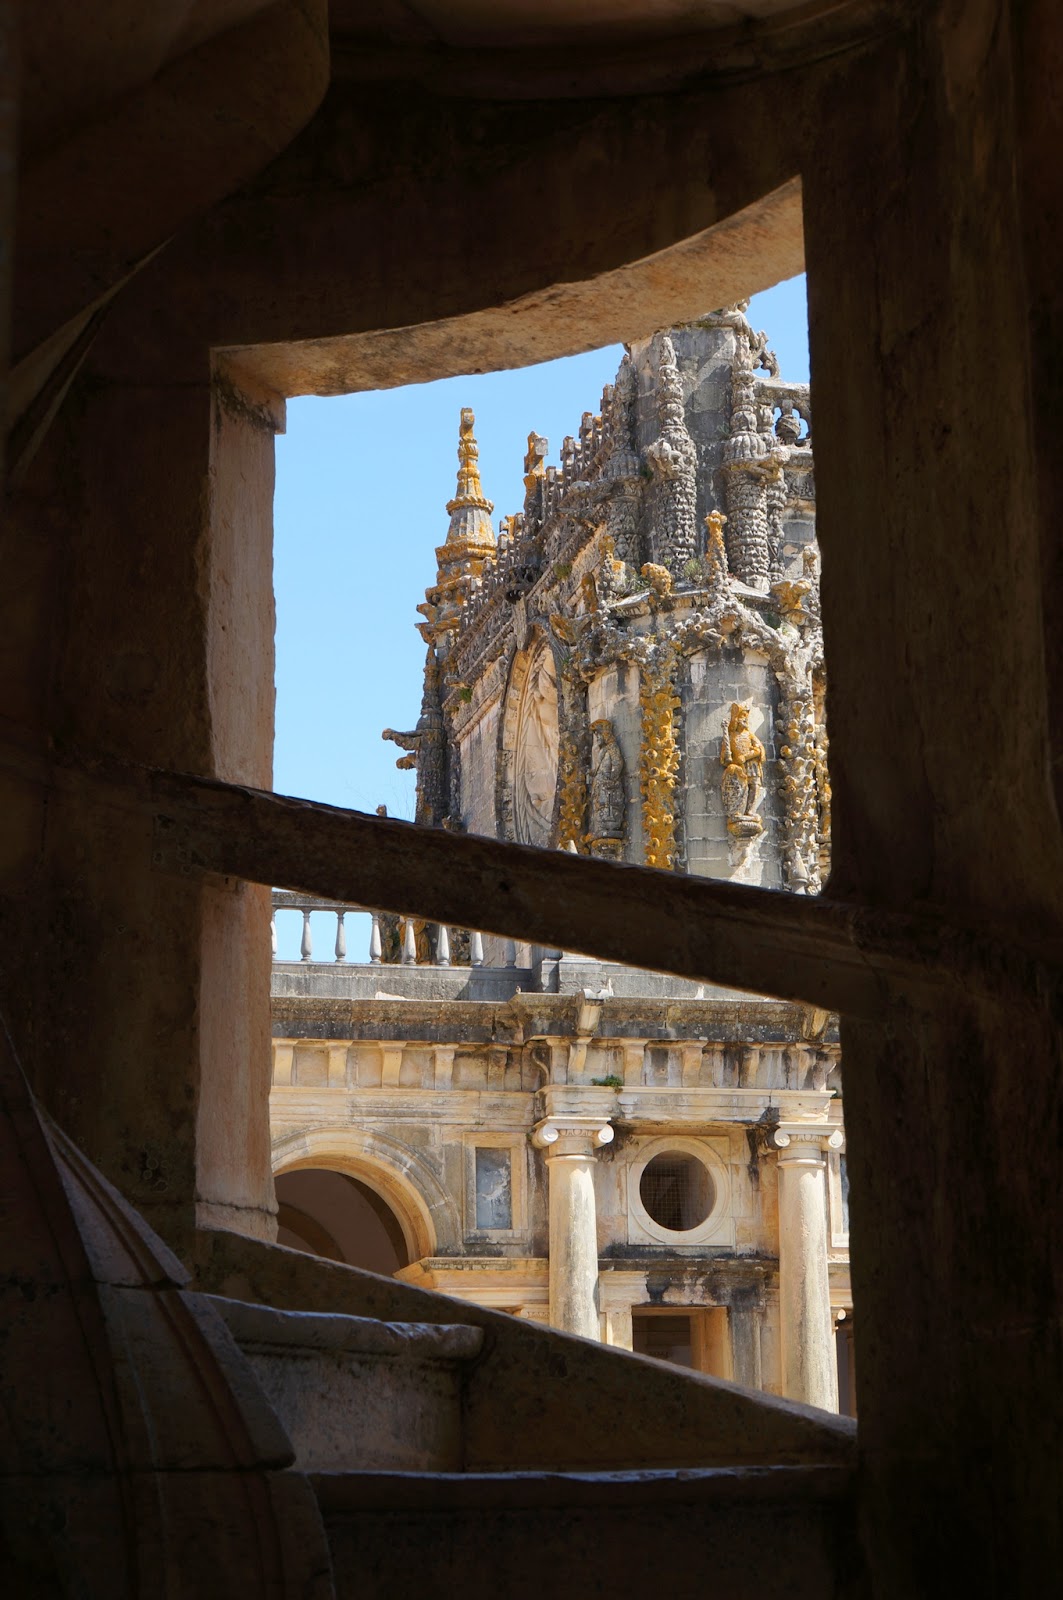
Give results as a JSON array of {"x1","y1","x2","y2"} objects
[
  {"x1": 533, "y1": 1114, "x2": 614, "y2": 1340},
  {"x1": 771, "y1": 1124, "x2": 844, "y2": 1411}
]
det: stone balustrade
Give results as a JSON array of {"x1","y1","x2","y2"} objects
[{"x1": 271, "y1": 889, "x2": 517, "y2": 969}]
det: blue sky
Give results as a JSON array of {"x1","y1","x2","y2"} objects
[{"x1": 272, "y1": 275, "x2": 808, "y2": 956}]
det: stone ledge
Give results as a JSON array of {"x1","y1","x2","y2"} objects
[
  {"x1": 207, "y1": 1296, "x2": 484, "y2": 1362},
  {"x1": 311, "y1": 1462, "x2": 854, "y2": 1513}
]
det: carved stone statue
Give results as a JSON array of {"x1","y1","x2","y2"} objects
[
  {"x1": 720, "y1": 702, "x2": 765, "y2": 838},
  {"x1": 588, "y1": 719, "x2": 626, "y2": 851}
]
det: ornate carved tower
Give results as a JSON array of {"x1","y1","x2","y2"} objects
[{"x1": 387, "y1": 308, "x2": 826, "y2": 897}]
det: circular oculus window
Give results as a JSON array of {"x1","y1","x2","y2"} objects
[{"x1": 638, "y1": 1150, "x2": 716, "y2": 1234}]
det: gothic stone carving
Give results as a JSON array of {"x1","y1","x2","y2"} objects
[
  {"x1": 703, "y1": 511, "x2": 730, "y2": 602},
  {"x1": 399, "y1": 317, "x2": 823, "y2": 902},
  {"x1": 722, "y1": 331, "x2": 771, "y2": 590},
  {"x1": 644, "y1": 334, "x2": 698, "y2": 577}
]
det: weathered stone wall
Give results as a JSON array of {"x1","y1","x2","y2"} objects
[
  {"x1": 457, "y1": 696, "x2": 502, "y2": 837},
  {"x1": 0, "y1": 368, "x2": 283, "y2": 1248}
]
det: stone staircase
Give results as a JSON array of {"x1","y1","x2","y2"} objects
[
  {"x1": 315, "y1": 1463, "x2": 857, "y2": 1600},
  {"x1": 2, "y1": 1006, "x2": 861, "y2": 1598},
  {"x1": 204, "y1": 1276, "x2": 861, "y2": 1599}
]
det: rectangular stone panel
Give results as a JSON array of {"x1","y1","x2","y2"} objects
[{"x1": 474, "y1": 1146, "x2": 513, "y2": 1230}]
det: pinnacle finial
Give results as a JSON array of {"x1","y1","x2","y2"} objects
[
  {"x1": 446, "y1": 407, "x2": 493, "y2": 518},
  {"x1": 441, "y1": 407, "x2": 495, "y2": 553},
  {"x1": 524, "y1": 432, "x2": 548, "y2": 493}
]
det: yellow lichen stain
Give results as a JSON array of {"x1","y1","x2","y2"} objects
[{"x1": 639, "y1": 647, "x2": 681, "y2": 869}]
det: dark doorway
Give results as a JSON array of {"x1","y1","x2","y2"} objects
[{"x1": 631, "y1": 1312, "x2": 695, "y2": 1369}]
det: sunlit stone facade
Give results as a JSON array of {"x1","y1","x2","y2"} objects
[{"x1": 270, "y1": 309, "x2": 852, "y2": 1410}]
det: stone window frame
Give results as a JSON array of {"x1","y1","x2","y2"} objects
[
  {"x1": 625, "y1": 1134, "x2": 732, "y2": 1248},
  {"x1": 462, "y1": 1130, "x2": 528, "y2": 1242}
]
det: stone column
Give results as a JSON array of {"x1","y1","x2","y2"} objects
[
  {"x1": 771, "y1": 1126, "x2": 843, "y2": 1411},
  {"x1": 533, "y1": 1115, "x2": 613, "y2": 1339}
]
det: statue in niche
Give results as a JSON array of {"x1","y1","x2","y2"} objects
[
  {"x1": 588, "y1": 719, "x2": 626, "y2": 852},
  {"x1": 720, "y1": 702, "x2": 765, "y2": 838}
]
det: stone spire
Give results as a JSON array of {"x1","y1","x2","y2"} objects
[
  {"x1": 644, "y1": 333, "x2": 698, "y2": 577},
  {"x1": 722, "y1": 331, "x2": 771, "y2": 589},
  {"x1": 421, "y1": 408, "x2": 499, "y2": 662},
  {"x1": 523, "y1": 431, "x2": 548, "y2": 533},
  {"x1": 445, "y1": 407, "x2": 495, "y2": 549}
]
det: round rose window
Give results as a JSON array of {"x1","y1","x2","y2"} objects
[{"x1": 638, "y1": 1151, "x2": 715, "y2": 1233}]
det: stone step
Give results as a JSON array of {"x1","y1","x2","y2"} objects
[
  {"x1": 314, "y1": 1464, "x2": 861, "y2": 1600},
  {"x1": 207, "y1": 1296, "x2": 484, "y2": 1473}
]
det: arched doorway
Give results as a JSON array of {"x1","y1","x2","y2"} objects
[{"x1": 275, "y1": 1168, "x2": 410, "y2": 1274}]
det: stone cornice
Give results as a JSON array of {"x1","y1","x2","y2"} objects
[
  {"x1": 270, "y1": 1080, "x2": 842, "y2": 1128},
  {"x1": 271, "y1": 990, "x2": 841, "y2": 1045}
]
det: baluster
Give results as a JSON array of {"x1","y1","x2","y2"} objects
[
  {"x1": 503, "y1": 937, "x2": 517, "y2": 969},
  {"x1": 300, "y1": 909, "x2": 313, "y2": 962},
  {"x1": 334, "y1": 910, "x2": 347, "y2": 962},
  {"x1": 369, "y1": 913, "x2": 382, "y2": 965},
  {"x1": 402, "y1": 918, "x2": 417, "y2": 965},
  {"x1": 270, "y1": 912, "x2": 277, "y2": 957},
  {"x1": 470, "y1": 930, "x2": 484, "y2": 968},
  {"x1": 436, "y1": 924, "x2": 451, "y2": 967}
]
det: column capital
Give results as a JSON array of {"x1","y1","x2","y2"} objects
[
  {"x1": 771, "y1": 1124, "x2": 844, "y2": 1163},
  {"x1": 532, "y1": 1115, "x2": 614, "y2": 1157}
]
